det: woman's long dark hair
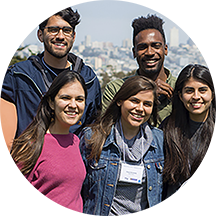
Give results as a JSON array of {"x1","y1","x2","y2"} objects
[
  {"x1": 11, "y1": 71, "x2": 87, "y2": 175},
  {"x1": 163, "y1": 64, "x2": 215, "y2": 184},
  {"x1": 86, "y1": 75, "x2": 158, "y2": 161}
]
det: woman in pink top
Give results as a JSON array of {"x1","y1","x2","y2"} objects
[{"x1": 11, "y1": 71, "x2": 87, "y2": 212}]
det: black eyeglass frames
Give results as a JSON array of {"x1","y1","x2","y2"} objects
[{"x1": 43, "y1": 26, "x2": 73, "y2": 36}]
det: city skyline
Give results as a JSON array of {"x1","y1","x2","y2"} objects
[{"x1": 0, "y1": 0, "x2": 216, "y2": 46}]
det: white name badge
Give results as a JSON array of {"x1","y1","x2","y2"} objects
[{"x1": 119, "y1": 162, "x2": 144, "y2": 184}]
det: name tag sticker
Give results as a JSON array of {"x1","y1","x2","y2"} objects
[{"x1": 119, "y1": 162, "x2": 144, "y2": 184}]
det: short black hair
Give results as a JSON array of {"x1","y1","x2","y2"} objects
[
  {"x1": 132, "y1": 14, "x2": 166, "y2": 46},
  {"x1": 39, "y1": 7, "x2": 80, "y2": 31}
]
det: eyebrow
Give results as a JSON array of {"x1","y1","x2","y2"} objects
[
  {"x1": 137, "y1": 41, "x2": 163, "y2": 46},
  {"x1": 130, "y1": 96, "x2": 153, "y2": 104},
  {"x1": 144, "y1": 100, "x2": 153, "y2": 104},
  {"x1": 184, "y1": 86, "x2": 194, "y2": 90},
  {"x1": 59, "y1": 94, "x2": 85, "y2": 98},
  {"x1": 184, "y1": 86, "x2": 208, "y2": 89}
]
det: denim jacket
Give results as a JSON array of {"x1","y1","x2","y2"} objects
[{"x1": 80, "y1": 124, "x2": 164, "y2": 216}]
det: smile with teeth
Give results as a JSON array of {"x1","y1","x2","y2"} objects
[
  {"x1": 144, "y1": 59, "x2": 158, "y2": 67},
  {"x1": 145, "y1": 60, "x2": 157, "y2": 63},
  {"x1": 53, "y1": 42, "x2": 66, "y2": 47},
  {"x1": 130, "y1": 112, "x2": 144, "y2": 120},
  {"x1": 64, "y1": 110, "x2": 77, "y2": 116},
  {"x1": 191, "y1": 102, "x2": 203, "y2": 108}
]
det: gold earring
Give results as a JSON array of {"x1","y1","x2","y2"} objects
[
  {"x1": 51, "y1": 111, "x2": 54, "y2": 122},
  {"x1": 117, "y1": 101, "x2": 122, "y2": 106}
]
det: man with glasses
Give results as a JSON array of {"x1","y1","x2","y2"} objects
[{"x1": 1, "y1": 7, "x2": 101, "y2": 151}]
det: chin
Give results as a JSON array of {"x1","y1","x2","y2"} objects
[{"x1": 145, "y1": 68, "x2": 160, "y2": 75}]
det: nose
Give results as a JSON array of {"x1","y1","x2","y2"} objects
[
  {"x1": 68, "y1": 99, "x2": 77, "y2": 108},
  {"x1": 136, "y1": 102, "x2": 144, "y2": 112},
  {"x1": 145, "y1": 46, "x2": 154, "y2": 56},
  {"x1": 192, "y1": 90, "x2": 201, "y2": 100},
  {"x1": 56, "y1": 29, "x2": 65, "y2": 39}
]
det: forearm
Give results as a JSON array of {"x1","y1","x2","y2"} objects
[{"x1": 0, "y1": 98, "x2": 17, "y2": 151}]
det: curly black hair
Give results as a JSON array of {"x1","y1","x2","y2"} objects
[{"x1": 132, "y1": 14, "x2": 166, "y2": 46}]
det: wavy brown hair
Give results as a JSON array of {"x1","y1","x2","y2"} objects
[
  {"x1": 162, "y1": 64, "x2": 215, "y2": 184},
  {"x1": 11, "y1": 71, "x2": 87, "y2": 175},
  {"x1": 86, "y1": 75, "x2": 158, "y2": 161}
]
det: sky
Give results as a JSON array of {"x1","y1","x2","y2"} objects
[{"x1": 0, "y1": 0, "x2": 216, "y2": 46}]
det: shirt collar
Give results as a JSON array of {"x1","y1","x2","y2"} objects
[{"x1": 136, "y1": 67, "x2": 172, "y2": 84}]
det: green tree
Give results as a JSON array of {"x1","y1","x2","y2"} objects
[
  {"x1": 100, "y1": 71, "x2": 111, "y2": 93},
  {"x1": 9, "y1": 45, "x2": 38, "y2": 66}
]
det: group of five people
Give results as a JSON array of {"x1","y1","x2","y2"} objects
[{"x1": 1, "y1": 7, "x2": 215, "y2": 215}]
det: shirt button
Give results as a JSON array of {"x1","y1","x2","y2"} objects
[
  {"x1": 149, "y1": 186, "x2": 153, "y2": 191},
  {"x1": 147, "y1": 165, "x2": 151, "y2": 169}
]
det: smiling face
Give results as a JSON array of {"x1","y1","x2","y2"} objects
[
  {"x1": 118, "y1": 90, "x2": 154, "y2": 137},
  {"x1": 38, "y1": 15, "x2": 75, "y2": 59},
  {"x1": 48, "y1": 80, "x2": 85, "y2": 134},
  {"x1": 179, "y1": 77, "x2": 213, "y2": 122},
  {"x1": 133, "y1": 29, "x2": 168, "y2": 80}
]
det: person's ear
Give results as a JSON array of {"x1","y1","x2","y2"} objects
[
  {"x1": 48, "y1": 97, "x2": 54, "y2": 110},
  {"x1": 72, "y1": 31, "x2": 76, "y2": 43},
  {"x1": 117, "y1": 100, "x2": 123, "y2": 106},
  {"x1": 164, "y1": 44, "x2": 168, "y2": 56},
  {"x1": 132, "y1": 47, "x2": 136, "y2": 59},
  {"x1": 178, "y1": 91, "x2": 183, "y2": 102},
  {"x1": 37, "y1": 29, "x2": 44, "y2": 43}
]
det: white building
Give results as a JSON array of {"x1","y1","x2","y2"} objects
[
  {"x1": 170, "y1": 27, "x2": 179, "y2": 47},
  {"x1": 92, "y1": 41, "x2": 104, "y2": 49},
  {"x1": 85, "y1": 35, "x2": 91, "y2": 47},
  {"x1": 93, "y1": 57, "x2": 103, "y2": 70},
  {"x1": 122, "y1": 38, "x2": 132, "y2": 48},
  {"x1": 78, "y1": 44, "x2": 85, "y2": 53}
]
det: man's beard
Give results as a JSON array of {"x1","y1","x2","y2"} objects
[
  {"x1": 140, "y1": 60, "x2": 163, "y2": 80},
  {"x1": 144, "y1": 68, "x2": 160, "y2": 79},
  {"x1": 44, "y1": 41, "x2": 72, "y2": 59}
]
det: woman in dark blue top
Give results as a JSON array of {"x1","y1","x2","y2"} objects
[{"x1": 161, "y1": 64, "x2": 215, "y2": 198}]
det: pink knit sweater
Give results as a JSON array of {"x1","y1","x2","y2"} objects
[{"x1": 26, "y1": 133, "x2": 86, "y2": 212}]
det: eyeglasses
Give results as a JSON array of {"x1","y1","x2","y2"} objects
[{"x1": 43, "y1": 26, "x2": 73, "y2": 36}]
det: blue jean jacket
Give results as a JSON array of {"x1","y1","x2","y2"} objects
[{"x1": 80, "y1": 124, "x2": 164, "y2": 216}]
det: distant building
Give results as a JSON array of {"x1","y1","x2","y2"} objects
[
  {"x1": 92, "y1": 41, "x2": 104, "y2": 49},
  {"x1": 78, "y1": 44, "x2": 85, "y2": 53},
  {"x1": 170, "y1": 27, "x2": 179, "y2": 47},
  {"x1": 16, "y1": 44, "x2": 43, "y2": 58},
  {"x1": 178, "y1": 57, "x2": 189, "y2": 67},
  {"x1": 85, "y1": 35, "x2": 91, "y2": 47},
  {"x1": 187, "y1": 36, "x2": 216, "y2": 46},
  {"x1": 93, "y1": 57, "x2": 102, "y2": 70},
  {"x1": 188, "y1": 36, "x2": 216, "y2": 68},
  {"x1": 122, "y1": 38, "x2": 132, "y2": 48},
  {"x1": 103, "y1": 42, "x2": 114, "y2": 49}
]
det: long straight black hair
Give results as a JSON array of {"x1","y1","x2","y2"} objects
[{"x1": 163, "y1": 64, "x2": 215, "y2": 184}]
